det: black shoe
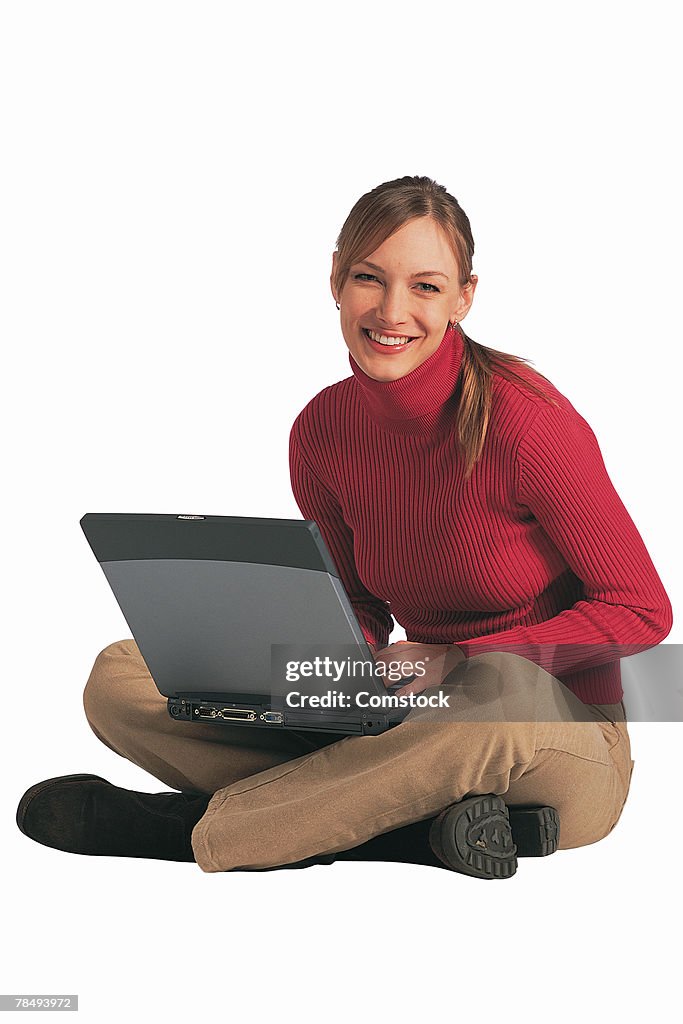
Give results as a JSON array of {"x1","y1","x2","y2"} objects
[
  {"x1": 16, "y1": 774, "x2": 211, "y2": 862},
  {"x1": 333, "y1": 799, "x2": 559, "y2": 875},
  {"x1": 429, "y1": 794, "x2": 517, "y2": 879},
  {"x1": 428, "y1": 795, "x2": 560, "y2": 879},
  {"x1": 16, "y1": 774, "x2": 338, "y2": 870}
]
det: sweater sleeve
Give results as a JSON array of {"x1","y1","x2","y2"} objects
[
  {"x1": 289, "y1": 428, "x2": 393, "y2": 649},
  {"x1": 456, "y1": 401, "x2": 673, "y2": 676}
]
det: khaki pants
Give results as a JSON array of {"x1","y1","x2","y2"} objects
[{"x1": 83, "y1": 639, "x2": 635, "y2": 872}]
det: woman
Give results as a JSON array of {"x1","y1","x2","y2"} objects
[{"x1": 17, "y1": 176, "x2": 672, "y2": 880}]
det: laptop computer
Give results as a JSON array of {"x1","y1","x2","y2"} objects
[{"x1": 80, "y1": 513, "x2": 413, "y2": 736}]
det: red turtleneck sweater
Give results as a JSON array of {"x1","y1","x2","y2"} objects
[{"x1": 289, "y1": 324, "x2": 672, "y2": 704}]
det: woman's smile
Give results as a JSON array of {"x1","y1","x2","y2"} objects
[{"x1": 361, "y1": 327, "x2": 419, "y2": 353}]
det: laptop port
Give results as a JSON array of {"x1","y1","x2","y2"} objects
[
  {"x1": 261, "y1": 711, "x2": 284, "y2": 724},
  {"x1": 219, "y1": 708, "x2": 257, "y2": 722},
  {"x1": 196, "y1": 706, "x2": 219, "y2": 719}
]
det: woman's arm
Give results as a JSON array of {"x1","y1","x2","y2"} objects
[
  {"x1": 456, "y1": 401, "x2": 673, "y2": 676},
  {"x1": 289, "y1": 429, "x2": 394, "y2": 650}
]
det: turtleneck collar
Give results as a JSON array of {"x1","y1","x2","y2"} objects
[{"x1": 349, "y1": 322, "x2": 466, "y2": 435}]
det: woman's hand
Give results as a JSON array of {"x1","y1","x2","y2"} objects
[{"x1": 370, "y1": 640, "x2": 466, "y2": 697}]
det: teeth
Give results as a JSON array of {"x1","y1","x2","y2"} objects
[{"x1": 367, "y1": 329, "x2": 414, "y2": 347}]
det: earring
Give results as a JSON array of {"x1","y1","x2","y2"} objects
[
  {"x1": 335, "y1": 302, "x2": 340, "y2": 310},
  {"x1": 449, "y1": 319, "x2": 458, "y2": 329}
]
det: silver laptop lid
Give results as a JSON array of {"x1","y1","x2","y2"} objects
[{"x1": 81, "y1": 514, "x2": 377, "y2": 701}]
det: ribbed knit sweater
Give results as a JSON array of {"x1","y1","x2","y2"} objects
[{"x1": 289, "y1": 323, "x2": 672, "y2": 704}]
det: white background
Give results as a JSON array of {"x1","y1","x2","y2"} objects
[{"x1": 2, "y1": 2, "x2": 681, "y2": 1021}]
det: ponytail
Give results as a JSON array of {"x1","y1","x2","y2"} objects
[{"x1": 456, "y1": 327, "x2": 559, "y2": 479}]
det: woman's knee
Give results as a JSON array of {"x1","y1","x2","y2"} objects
[
  {"x1": 462, "y1": 652, "x2": 586, "y2": 722},
  {"x1": 445, "y1": 652, "x2": 549, "y2": 721},
  {"x1": 83, "y1": 638, "x2": 150, "y2": 729},
  {"x1": 465, "y1": 651, "x2": 545, "y2": 685}
]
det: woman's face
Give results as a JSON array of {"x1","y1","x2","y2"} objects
[{"x1": 332, "y1": 216, "x2": 477, "y2": 382}]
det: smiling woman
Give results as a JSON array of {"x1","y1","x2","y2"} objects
[{"x1": 17, "y1": 175, "x2": 673, "y2": 882}]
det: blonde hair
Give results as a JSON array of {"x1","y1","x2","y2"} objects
[{"x1": 333, "y1": 176, "x2": 558, "y2": 478}]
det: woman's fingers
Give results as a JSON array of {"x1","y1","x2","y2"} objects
[
  {"x1": 384, "y1": 643, "x2": 466, "y2": 696},
  {"x1": 372, "y1": 641, "x2": 467, "y2": 696}
]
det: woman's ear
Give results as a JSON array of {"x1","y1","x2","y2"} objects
[{"x1": 452, "y1": 273, "x2": 478, "y2": 322}]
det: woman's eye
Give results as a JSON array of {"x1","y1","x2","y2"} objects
[{"x1": 353, "y1": 274, "x2": 439, "y2": 293}]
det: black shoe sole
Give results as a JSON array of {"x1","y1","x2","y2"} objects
[
  {"x1": 508, "y1": 804, "x2": 560, "y2": 857},
  {"x1": 429, "y1": 794, "x2": 518, "y2": 879},
  {"x1": 16, "y1": 774, "x2": 109, "y2": 839},
  {"x1": 428, "y1": 797, "x2": 561, "y2": 879}
]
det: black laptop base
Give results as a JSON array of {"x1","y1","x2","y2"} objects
[{"x1": 167, "y1": 696, "x2": 399, "y2": 736}]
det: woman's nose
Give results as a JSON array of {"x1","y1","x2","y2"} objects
[{"x1": 376, "y1": 286, "x2": 410, "y2": 327}]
